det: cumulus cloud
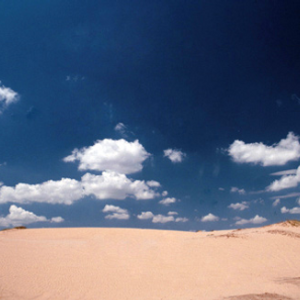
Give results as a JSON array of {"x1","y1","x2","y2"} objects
[
  {"x1": 0, "y1": 205, "x2": 63, "y2": 227},
  {"x1": 201, "y1": 213, "x2": 219, "y2": 222},
  {"x1": 272, "y1": 199, "x2": 280, "y2": 207},
  {"x1": 159, "y1": 197, "x2": 176, "y2": 206},
  {"x1": 228, "y1": 132, "x2": 300, "y2": 166},
  {"x1": 164, "y1": 149, "x2": 186, "y2": 163},
  {"x1": 267, "y1": 166, "x2": 300, "y2": 192},
  {"x1": 0, "y1": 82, "x2": 19, "y2": 113},
  {"x1": 228, "y1": 202, "x2": 249, "y2": 211},
  {"x1": 137, "y1": 211, "x2": 154, "y2": 220},
  {"x1": 235, "y1": 215, "x2": 267, "y2": 226},
  {"x1": 0, "y1": 178, "x2": 83, "y2": 205},
  {"x1": 102, "y1": 205, "x2": 130, "y2": 220},
  {"x1": 0, "y1": 172, "x2": 159, "y2": 204},
  {"x1": 230, "y1": 187, "x2": 246, "y2": 195},
  {"x1": 152, "y1": 214, "x2": 174, "y2": 223},
  {"x1": 281, "y1": 206, "x2": 300, "y2": 214},
  {"x1": 82, "y1": 171, "x2": 158, "y2": 200},
  {"x1": 64, "y1": 139, "x2": 150, "y2": 174}
]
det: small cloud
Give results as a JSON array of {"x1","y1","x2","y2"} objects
[
  {"x1": 114, "y1": 122, "x2": 129, "y2": 137},
  {"x1": 230, "y1": 187, "x2": 246, "y2": 195},
  {"x1": 163, "y1": 149, "x2": 186, "y2": 163},
  {"x1": 146, "y1": 180, "x2": 161, "y2": 188},
  {"x1": 272, "y1": 199, "x2": 280, "y2": 207},
  {"x1": 281, "y1": 206, "x2": 300, "y2": 214},
  {"x1": 51, "y1": 216, "x2": 64, "y2": 223},
  {"x1": 159, "y1": 197, "x2": 176, "y2": 206},
  {"x1": 297, "y1": 198, "x2": 300, "y2": 206},
  {"x1": 267, "y1": 166, "x2": 300, "y2": 192},
  {"x1": 102, "y1": 205, "x2": 130, "y2": 220},
  {"x1": 228, "y1": 202, "x2": 249, "y2": 211},
  {"x1": 0, "y1": 82, "x2": 19, "y2": 113},
  {"x1": 175, "y1": 217, "x2": 188, "y2": 222},
  {"x1": 235, "y1": 215, "x2": 267, "y2": 226},
  {"x1": 228, "y1": 132, "x2": 300, "y2": 166},
  {"x1": 152, "y1": 214, "x2": 174, "y2": 223},
  {"x1": 64, "y1": 139, "x2": 150, "y2": 174},
  {"x1": 137, "y1": 211, "x2": 154, "y2": 220},
  {"x1": 201, "y1": 213, "x2": 219, "y2": 222},
  {"x1": 102, "y1": 205, "x2": 127, "y2": 214},
  {"x1": 66, "y1": 75, "x2": 85, "y2": 82},
  {"x1": 168, "y1": 211, "x2": 178, "y2": 216},
  {"x1": 219, "y1": 187, "x2": 225, "y2": 191},
  {"x1": 162, "y1": 191, "x2": 168, "y2": 197},
  {"x1": 0, "y1": 205, "x2": 62, "y2": 228}
]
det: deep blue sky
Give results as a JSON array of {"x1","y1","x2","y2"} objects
[{"x1": 0, "y1": 0, "x2": 300, "y2": 231}]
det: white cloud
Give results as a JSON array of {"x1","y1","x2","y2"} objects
[
  {"x1": 64, "y1": 139, "x2": 150, "y2": 174},
  {"x1": 235, "y1": 215, "x2": 267, "y2": 226},
  {"x1": 82, "y1": 171, "x2": 158, "y2": 200},
  {"x1": 228, "y1": 132, "x2": 300, "y2": 166},
  {"x1": 152, "y1": 214, "x2": 174, "y2": 223},
  {"x1": 102, "y1": 205, "x2": 130, "y2": 220},
  {"x1": 105, "y1": 213, "x2": 130, "y2": 220},
  {"x1": 159, "y1": 197, "x2": 176, "y2": 206},
  {"x1": 102, "y1": 204, "x2": 127, "y2": 214},
  {"x1": 175, "y1": 217, "x2": 188, "y2": 222},
  {"x1": 267, "y1": 166, "x2": 300, "y2": 192},
  {"x1": 146, "y1": 180, "x2": 161, "y2": 188},
  {"x1": 51, "y1": 216, "x2": 64, "y2": 223},
  {"x1": 162, "y1": 191, "x2": 168, "y2": 197},
  {"x1": 164, "y1": 149, "x2": 186, "y2": 163},
  {"x1": 297, "y1": 198, "x2": 300, "y2": 206},
  {"x1": 168, "y1": 211, "x2": 178, "y2": 216},
  {"x1": 0, "y1": 205, "x2": 63, "y2": 227},
  {"x1": 137, "y1": 211, "x2": 187, "y2": 223},
  {"x1": 230, "y1": 187, "x2": 246, "y2": 195},
  {"x1": 270, "y1": 192, "x2": 300, "y2": 200},
  {"x1": 228, "y1": 202, "x2": 249, "y2": 211},
  {"x1": 0, "y1": 171, "x2": 159, "y2": 204},
  {"x1": 114, "y1": 123, "x2": 129, "y2": 137},
  {"x1": 270, "y1": 169, "x2": 297, "y2": 176},
  {"x1": 272, "y1": 199, "x2": 280, "y2": 207},
  {"x1": 281, "y1": 206, "x2": 300, "y2": 214},
  {"x1": 0, "y1": 178, "x2": 83, "y2": 205},
  {"x1": 137, "y1": 211, "x2": 154, "y2": 220},
  {"x1": 201, "y1": 213, "x2": 219, "y2": 222},
  {"x1": 0, "y1": 82, "x2": 19, "y2": 113}
]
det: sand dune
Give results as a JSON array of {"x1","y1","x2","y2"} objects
[{"x1": 1, "y1": 221, "x2": 300, "y2": 300}]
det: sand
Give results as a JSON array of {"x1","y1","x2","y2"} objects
[{"x1": 0, "y1": 221, "x2": 300, "y2": 300}]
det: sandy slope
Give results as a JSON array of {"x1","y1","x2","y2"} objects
[{"x1": 0, "y1": 222, "x2": 300, "y2": 300}]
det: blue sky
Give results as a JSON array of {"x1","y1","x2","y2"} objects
[{"x1": 1, "y1": 0, "x2": 300, "y2": 231}]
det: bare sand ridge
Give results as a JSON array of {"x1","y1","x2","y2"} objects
[{"x1": 0, "y1": 221, "x2": 300, "y2": 300}]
